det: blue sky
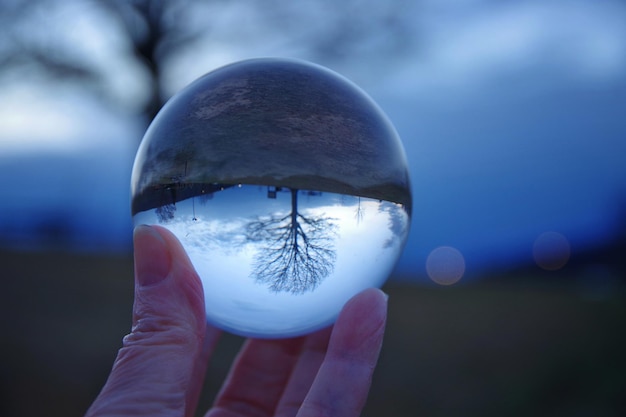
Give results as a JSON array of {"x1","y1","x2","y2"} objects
[{"x1": 1, "y1": 0, "x2": 625, "y2": 283}]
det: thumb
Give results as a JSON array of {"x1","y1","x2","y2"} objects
[{"x1": 86, "y1": 225, "x2": 216, "y2": 417}]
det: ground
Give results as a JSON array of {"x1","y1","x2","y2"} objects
[{"x1": 1, "y1": 249, "x2": 625, "y2": 417}]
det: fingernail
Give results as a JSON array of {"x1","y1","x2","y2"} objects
[{"x1": 134, "y1": 225, "x2": 171, "y2": 287}]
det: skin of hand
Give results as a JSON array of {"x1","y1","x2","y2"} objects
[{"x1": 85, "y1": 224, "x2": 388, "y2": 417}]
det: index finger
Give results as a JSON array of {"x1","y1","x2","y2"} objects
[{"x1": 296, "y1": 288, "x2": 388, "y2": 417}]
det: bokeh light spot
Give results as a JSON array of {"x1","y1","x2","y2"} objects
[
  {"x1": 426, "y1": 246, "x2": 465, "y2": 285},
  {"x1": 533, "y1": 231, "x2": 571, "y2": 271}
]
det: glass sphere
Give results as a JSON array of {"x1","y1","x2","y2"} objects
[{"x1": 131, "y1": 58, "x2": 411, "y2": 338}]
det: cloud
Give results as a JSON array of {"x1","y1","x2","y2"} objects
[
  {"x1": 0, "y1": 84, "x2": 139, "y2": 155},
  {"x1": 387, "y1": 0, "x2": 626, "y2": 96},
  {"x1": 0, "y1": 88, "x2": 79, "y2": 151}
]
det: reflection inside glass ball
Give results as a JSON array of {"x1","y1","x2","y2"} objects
[{"x1": 131, "y1": 58, "x2": 411, "y2": 338}]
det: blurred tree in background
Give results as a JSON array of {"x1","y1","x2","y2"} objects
[{"x1": 0, "y1": 0, "x2": 412, "y2": 126}]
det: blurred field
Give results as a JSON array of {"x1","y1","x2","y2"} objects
[{"x1": 1, "y1": 249, "x2": 625, "y2": 417}]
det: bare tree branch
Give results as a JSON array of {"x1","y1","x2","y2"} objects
[
  {"x1": 0, "y1": 0, "x2": 413, "y2": 127},
  {"x1": 247, "y1": 188, "x2": 337, "y2": 294}
]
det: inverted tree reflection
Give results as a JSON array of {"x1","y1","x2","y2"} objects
[{"x1": 246, "y1": 188, "x2": 337, "y2": 294}]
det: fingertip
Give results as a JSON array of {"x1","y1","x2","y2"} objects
[
  {"x1": 132, "y1": 224, "x2": 205, "y2": 329},
  {"x1": 357, "y1": 287, "x2": 388, "y2": 305},
  {"x1": 133, "y1": 225, "x2": 171, "y2": 287},
  {"x1": 342, "y1": 288, "x2": 388, "y2": 321},
  {"x1": 150, "y1": 225, "x2": 196, "y2": 271},
  {"x1": 331, "y1": 287, "x2": 388, "y2": 356}
]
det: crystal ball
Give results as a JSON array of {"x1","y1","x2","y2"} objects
[{"x1": 131, "y1": 58, "x2": 411, "y2": 338}]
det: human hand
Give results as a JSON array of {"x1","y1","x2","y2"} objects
[{"x1": 86, "y1": 225, "x2": 388, "y2": 417}]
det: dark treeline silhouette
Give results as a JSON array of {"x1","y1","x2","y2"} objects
[
  {"x1": 155, "y1": 203, "x2": 176, "y2": 223},
  {"x1": 132, "y1": 181, "x2": 237, "y2": 215}
]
